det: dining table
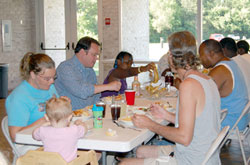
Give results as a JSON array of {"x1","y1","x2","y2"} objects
[{"x1": 15, "y1": 96, "x2": 177, "y2": 165}]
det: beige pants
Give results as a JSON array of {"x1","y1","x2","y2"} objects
[{"x1": 144, "y1": 145, "x2": 177, "y2": 165}]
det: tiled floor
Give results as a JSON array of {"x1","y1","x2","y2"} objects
[{"x1": 0, "y1": 98, "x2": 249, "y2": 164}]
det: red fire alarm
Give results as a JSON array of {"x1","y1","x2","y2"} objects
[{"x1": 105, "y1": 18, "x2": 111, "y2": 25}]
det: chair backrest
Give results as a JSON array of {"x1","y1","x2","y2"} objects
[
  {"x1": 16, "y1": 149, "x2": 98, "y2": 165},
  {"x1": 1, "y1": 116, "x2": 21, "y2": 157},
  {"x1": 230, "y1": 101, "x2": 250, "y2": 132},
  {"x1": 220, "y1": 109, "x2": 228, "y2": 123},
  {"x1": 202, "y1": 126, "x2": 230, "y2": 165}
]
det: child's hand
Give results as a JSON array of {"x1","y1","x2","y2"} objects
[
  {"x1": 60, "y1": 96, "x2": 71, "y2": 103},
  {"x1": 74, "y1": 119, "x2": 83, "y2": 125},
  {"x1": 74, "y1": 120, "x2": 88, "y2": 131}
]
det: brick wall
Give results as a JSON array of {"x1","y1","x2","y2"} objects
[
  {"x1": 100, "y1": 0, "x2": 121, "y2": 81},
  {"x1": 0, "y1": 0, "x2": 36, "y2": 90}
]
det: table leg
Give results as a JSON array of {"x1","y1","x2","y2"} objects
[{"x1": 102, "y1": 151, "x2": 107, "y2": 165}]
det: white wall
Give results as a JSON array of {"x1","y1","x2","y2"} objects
[{"x1": 121, "y1": 0, "x2": 149, "y2": 60}]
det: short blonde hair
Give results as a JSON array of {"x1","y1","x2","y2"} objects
[{"x1": 46, "y1": 97, "x2": 72, "y2": 123}]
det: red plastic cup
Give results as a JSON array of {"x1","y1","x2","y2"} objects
[{"x1": 125, "y1": 90, "x2": 136, "y2": 105}]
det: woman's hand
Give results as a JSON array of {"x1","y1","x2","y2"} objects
[
  {"x1": 132, "y1": 114, "x2": 153, "y2": 129},
  {"x1": 150, "y1": 104, "x2": 168, "y2": 119},
  {"x1": 144, "y1": 62, "x2": 155, "y2": 72}
]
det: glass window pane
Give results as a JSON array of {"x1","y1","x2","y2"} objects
[
  {"x1": 77, "y1": 0, "x2": 99, "y2": 75},
  {"x1": 202, "y1": 0, "x2": 250, "y2": 42},
  {"x1": 149, "y1": 0, "x2": 197, "y2": 60}
]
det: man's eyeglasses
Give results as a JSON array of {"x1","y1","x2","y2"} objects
[{"x1": 38, "y1": 74, "x2": 57, "y2": 82}]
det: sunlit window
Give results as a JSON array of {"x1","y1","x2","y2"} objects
[
  {"x1": 77, "y1": 0, "x2": 99, "y2": 75},
  {"x1": 149, "y1": 0, "x2": 197, "y2": 60}
]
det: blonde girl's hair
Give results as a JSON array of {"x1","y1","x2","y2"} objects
[
  {"x1": 168, "y1": 31, "x2": 200, "y2": 70},
  {"x1": 46, "y1": 97, "x2": 72, "y2": 123},
  {"x1": 20, "y1": 52, "x2": 55, "y2": 80}
]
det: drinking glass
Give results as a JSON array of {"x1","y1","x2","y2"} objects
[{"x1": 110, "y1": 101, "x2": 121, "y2": 121}]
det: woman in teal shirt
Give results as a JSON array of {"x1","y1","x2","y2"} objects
[{"x1": 6, "y1": 52, "x2": 58, "y2": 142}]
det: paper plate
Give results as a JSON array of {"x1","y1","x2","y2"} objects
[
  {"x1": 119, "y1": 116, "x2": 134, "y2": 127},
  {"x1": 72, "y1": 109, "x2": 93, "y2": 122},
  {"x1": 166, "y1": 107, "x2": 176, "y2": 113},
  {"x1": 133, "y1": 110, "x2": 146, "y2": 115},
  {"x1": 72, "y1": 115, "x2": 92, "y2": 122}
]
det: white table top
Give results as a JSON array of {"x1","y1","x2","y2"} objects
[{"x1": 15, "y1": 97, "x2": 177, "y2": 153}]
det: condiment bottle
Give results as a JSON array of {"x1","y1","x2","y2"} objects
[{"x1": 132, "y1": 76, "x2": 141, "y2": 97}]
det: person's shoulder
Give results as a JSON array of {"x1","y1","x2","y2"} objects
[
  {"x1": 181, "y1": 77, "x2": 198, "y2": 89},
  {"x1": 7, "y1": 81, "x2": 29, "y2": 100},
  {"x1": 241, "y1": 54, "x2": 250, "y2": 61},
  {"x1": 57, "y1": 57, "x2": 74, "y2": 70},
  {"x1": 211, "y1": 63, "x2": 230, "y2": 74}
]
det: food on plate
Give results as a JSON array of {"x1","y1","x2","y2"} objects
[
  {"x1": 119, "y1": 116, "x2": 134, "y2": 126},
  {"x1": 137, "y1": 107, "x2": 149, "y2": 112},
  {"x1": 115, "y1": 94, "x2": 122, "y2": 101},
  {"x1": 144, "y1": 85, "x2": 167, "y2": 98},
  {"x1": 121, "y1": 116, "x2": 132, "y2": 121},
  {"x1": 106, "y1": 128, "x2": 117, "y2": 136},
  {"x1": 102, "y1": 95, "x2": 122, "y2": 104},
  {"x1": 73, "y1": 109, "x2": 91, "y2": 117},
  {"x1": 103, "y1": 96, "x2": 112, "y2": 104}
]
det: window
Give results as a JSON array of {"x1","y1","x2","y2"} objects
[
  {"x1": 149, "y1": 0, "x2": 197, "y2": 60},
  {"x1": 77, "y1": 0, "x2": 99, "y2": 75}
]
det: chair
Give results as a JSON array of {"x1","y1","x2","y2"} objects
[
  {"x1": 220, "y1": 109, "x2": 228, "y2": 123},
  {"x1": 1, "y1": 116, "x2": 21, "y2": 165},
  {"x1": 16, "y1": 147, "x2": 98, "y2": 165},
  {"x1": 201, "y1": 126, "x2": 230, "y2": 165},
  {"x1": 221, "y1": 101, "x2": 250, "y2": 165}
]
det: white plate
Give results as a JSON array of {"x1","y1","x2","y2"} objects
[
  {"x1": 133, "y1": 110, "x2": 146, "y2": 115},
  {"x1": 166, "y1": 107, "x2": 176, "y2": 113},
  {"x1": 119, "y1": 120, "x2": 134, "y2": 127},
  {"x1": 128, "y1": 106, "x2": 149, "y2": 112},
  {"x1": 119, "y1": 117, "x2": 134, "y2": 127},
  {"x1": 72, "y1": 115, "x2": 92, "y2": 122}
]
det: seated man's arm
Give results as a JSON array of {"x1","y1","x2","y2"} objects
[{"x1": 94, "y1": 81, "x2": 121, "y2": 94}]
